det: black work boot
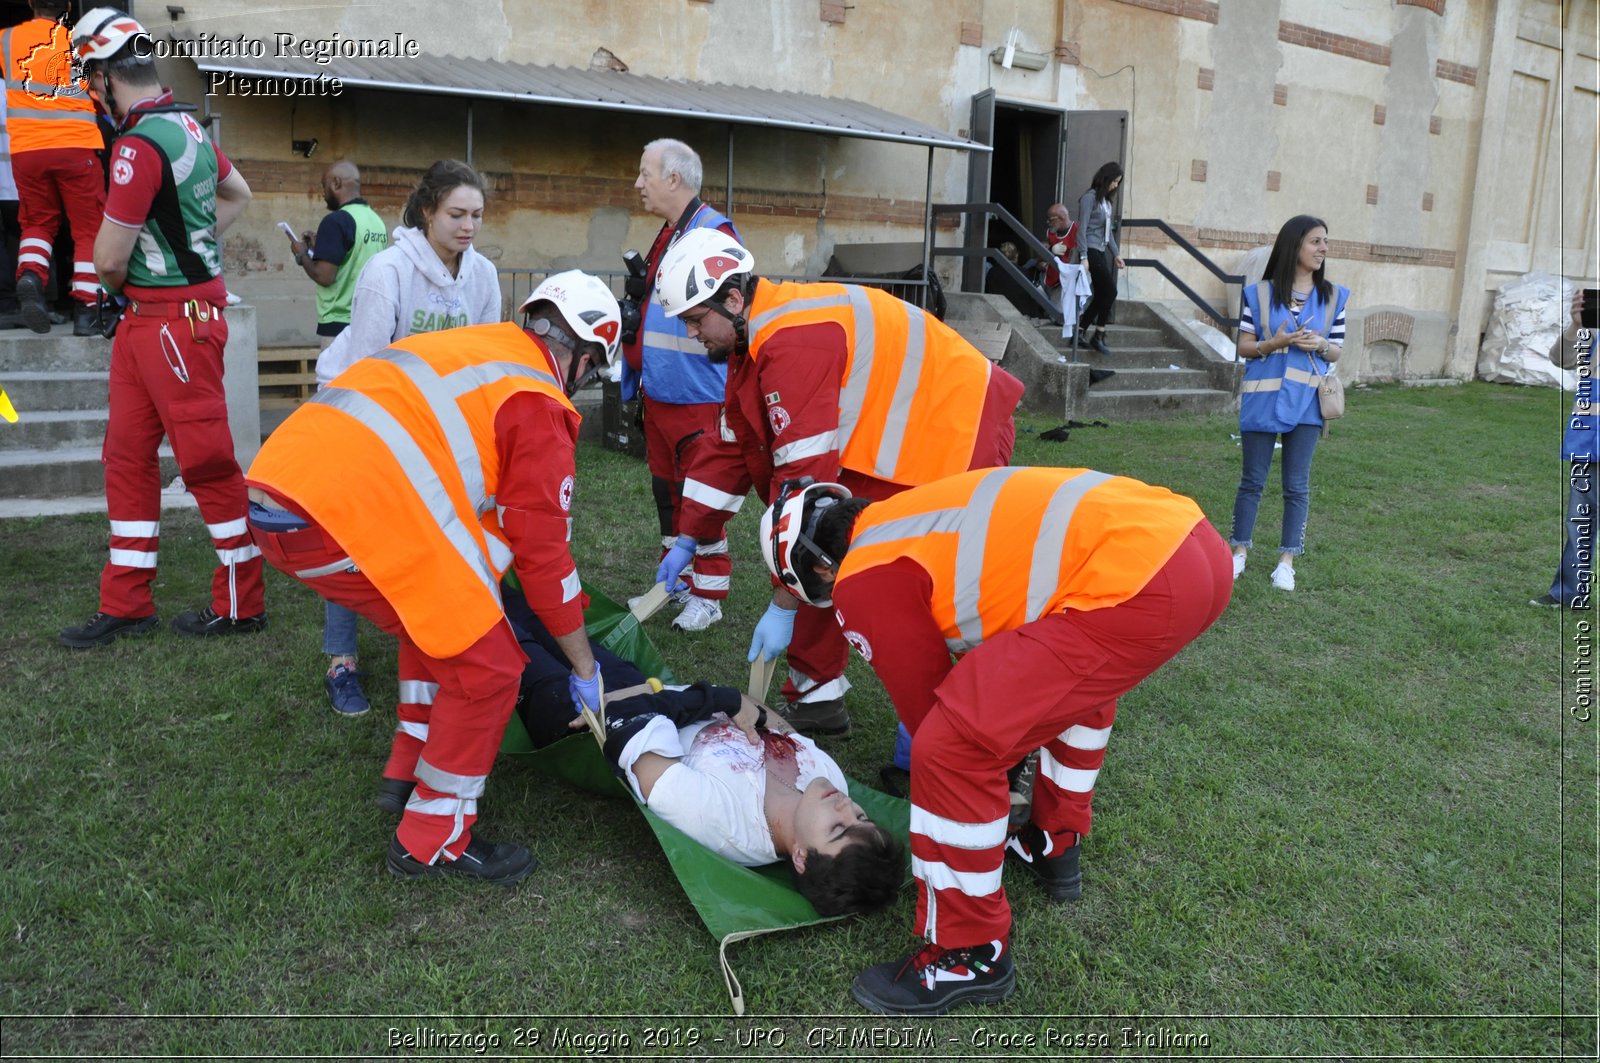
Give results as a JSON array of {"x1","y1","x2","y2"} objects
[
  {"x1": 375, "y1": 778, "x2": 416, "y2": 815},
  {"x1": 72, "y1": 303, "x2": 100, "y2": 337},
  {"x1": 386, "y1": 833, "x2": 535, "y2": 886},
  {"x1": 852, "y1": 940, "x2": 1016, "y2": 1016},
  {"x1": 170, "y1": 606, "x2": 268, "y2": 637},
  {"x1": 1005, "y1": 823, "x2": 1082, "y2": 901},
  {"x1": 60, "y1": 610, "x2": 159, "y2": 649},
  {"x1": 777, "y1": 697, "x2": 850, "y2": 737},
  {"x1": 16, "y1": 272, "x2": 49, "y2": 334}
]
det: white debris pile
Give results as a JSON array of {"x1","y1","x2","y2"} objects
[
  {"x1": 1477, "y1": 272, "x2": 1577, "y2": 390},
  {"x1": 1185, "y1": 317, "x2": 1239, "y2": 361}
]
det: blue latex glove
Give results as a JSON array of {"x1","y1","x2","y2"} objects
[
  {"x1": 569, "y1": 668, "x2": 602, "y2": 717},
  {"x1": 747, "y1": 600, "x2": 797, "y2": 663},
  {"x1": 654, "y1": 534, "x2": 696, "y2": 595}
]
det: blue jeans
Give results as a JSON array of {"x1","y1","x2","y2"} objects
[
  {"x1": 323, "y1": 600, "x2": 359, "y2": 658},
  {"x1": 1229, "y1": 423, "x2": 1321, "y2": 555},
  {"x1": 1550, "y1": 460, "x2": 1597, "y2": 606}
]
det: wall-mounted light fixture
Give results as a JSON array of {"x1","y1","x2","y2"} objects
[
  {"x1": 990, "y1": 45, "x2": 1049, "y2": 71},
  {"x1": 291, "y1": 138, "x2": 319, "y2": 158}
]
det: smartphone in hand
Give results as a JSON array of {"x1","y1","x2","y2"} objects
[{"x1": 276, "y1": 220, "x2": 296, "y2": 240}]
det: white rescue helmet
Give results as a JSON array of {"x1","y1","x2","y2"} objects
[
  {"x1": 760, "y1": 478, "x2": 853, "y2": 607},
  {"x1": 72, "y1": 8, "x2": 153, "y2": 64},
  {"x1": 654, "y1": 228, "x2": 755, "y2": 319},
  {"x1": 517, "y1": 270, "x2": 622, "y2": 364}
]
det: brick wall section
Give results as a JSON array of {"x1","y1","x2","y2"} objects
[
  {"x1": 1435, "y1": 59, "x2": 1477, "y2": 85},
  {"x1": 820, "y1": 1, "x2": 847, "y2": 24},
  {"x1": 1197, "y1": 67, "x2": 1213, "y2": 90},
  {"x1": 1430, "y1": 115, "x2": 1442, "y2": 134},
  {"x1": 1056, "y1": 40, "x2": 1081, "y2": 63},
  {"x1": 1422, "y1": 192, "x2": 1434, "y2": 212},
  {"x1": 243, "y1": 159, "x2": 956, "y2": 230},
  {"x1": 1273, "y1": 83, "x2": 1288, "y2": 105},
  {"x1": 1110, "y1": 0, "x2": 1218, "y2": 23},
  {"x1": 1191, "y1": 159, "x2": 1207, "y2": 182},
  {"x1": 1397, "y1": 0, "x2": 1445, "y2": 12},
  {"x1": 1278, "y1": 21, "x2": 1391, "y2": 65},
  {"x1": 1366, "y1": 184, "x2": 1379, "y2": 205},
  {"x1": 1128, "y1": 223, "x2": 1457, "y2": 269},
  {"x1": 1266, "y1": 170, "x2": 1280, "y2": 192},
  {"x1": 1374, "y1": 104, "x2": 1386, "y2": 125},
  {"x1": 1364, "y1": 311, "x2": 1417, "y2": 345},
  {"x1": 960, "y1": 21, "x2": 982, "y2": 46}
]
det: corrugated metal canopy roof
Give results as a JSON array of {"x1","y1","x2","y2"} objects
[{"x1": 186, "y1": 46, "x2": 986, "y2": 153}]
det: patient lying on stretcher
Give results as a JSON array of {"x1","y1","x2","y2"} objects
[{"x1": 503, "y1": 587, "x2": 902, "y2": 916}]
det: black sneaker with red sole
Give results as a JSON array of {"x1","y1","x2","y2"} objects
[
  {"x1": 1005, "y1": 823, "x2": 1082, "y2": 901},
  {"x1": 852, "y1": 941, "x2": 1016, "y2": 1016}
]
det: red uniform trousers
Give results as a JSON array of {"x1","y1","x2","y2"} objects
[
  {"x1": 783, "y1": 383, "x2": 1020, "y2": 707},
  {"x1": 12, "y1": 147, "x2": 103, "y2": 304},
  {"x1": 100, "y1": 306, "x2": 265, "y2": 620},
  {"x1": 644, "y1": 395, "x2": 731, "y2": 602},
  {"x1": 907, "y1": 522, "x2": 1232, "y2": 948},
  {"x1": 252, "y1": 518, "x2": 526, "y2": 864}
]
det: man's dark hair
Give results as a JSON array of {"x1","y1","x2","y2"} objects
[
  {"x1": 31, "y1": 0, "x2": 69, "y2": 17},
  {"x1": 811, "y1": 496, "x2": 870, "y2": 575},
  {"x1": 794, "y1": 822, "x2": 904, "y2": 916},
  {"x1": 402, "y1": 159, "x2": 487, "y2": 230},
  {"x1": 107, "y1": 55, "x2": 160, "y2": 86}
]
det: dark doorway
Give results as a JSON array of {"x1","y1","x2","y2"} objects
[
  {"x1": 1062, "y1": 110, "x2": 1128, "y2": 229},
  {"x1": 962, "y1": 92, "x2": 1062, "y2": 297}
]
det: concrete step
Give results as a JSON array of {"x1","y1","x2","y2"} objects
[
  {"x1": 1082, "y1": 387, "x2": 1235, "y2": 420},
  {"x1": 1087, "y1": 366, "x2": 1211, "y2": 391},
  {"x1": 0, "y1": 491, "x2": 197, "y2": 519},
  {"x1": 4, "y1": 408, "x2": 108, "y2": 448},
  {"x1": 0, "y1": 443, "x2": 177, "y2": 499},
  {"x1": 0, "y1": 371, "x2": 110, "y2": 411},
  {"x1": 0, "y1": 328, "x2": 112, "y2": 372},
  {"x1": 1055, "y1": 344, "x2": 1203, "y2": 370}
]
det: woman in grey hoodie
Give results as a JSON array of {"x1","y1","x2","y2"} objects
[{"x1": 311, "y1": 160, "x2": 503, "y2": 717}]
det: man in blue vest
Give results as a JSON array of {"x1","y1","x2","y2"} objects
[
  {"x1": 283, "y1": 159, "x2": 388, "y2": 716},
  {"x1": 621, "y1": 139, "x2": 741, "y2": 632}
]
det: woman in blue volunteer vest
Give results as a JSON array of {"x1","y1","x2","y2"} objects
[{"x1": 1228, "y1": 214, "x2": 1350, "y2": 592}]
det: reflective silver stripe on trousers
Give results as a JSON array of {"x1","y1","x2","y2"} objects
[
  {"x1": 1025, "y1": 471, "x2": 1112, "y2": 622},
  {"x1": 399, "y1": 680, "x2": 438, "y2": 704},
  {"x1": 294, "y1": 556, "x2": 358, "y2": 579},
  {"x1": 315, "y1": 387, "x2": 498, "y2": 601},
  {"x1": 414, "y1": 755, "x2": 488, "y2": 860},
  {"x1": 910, "y1": 806, "x2": 1008, "y2": 851},
  {"x1": 912, "y1": 855, "x2": 1004, "y2": 897}
]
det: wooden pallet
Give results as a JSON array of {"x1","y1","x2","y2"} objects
[{"x1": 258, "y1": 345, "x2": 319, "y2": 411}]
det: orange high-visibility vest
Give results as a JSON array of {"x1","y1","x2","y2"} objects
[
  {"x1": 836, "y1": 467, "x2": 1204, "y2": 652},
  {"x1": 248, "y1": 323, "x2": 578, "y2": 658},
  {"x1": 745, "y1": 279, "x2": 996, "y2": 486},
  {"x1": 1, "y1": 19, "x2": 100, "y2": 153}
]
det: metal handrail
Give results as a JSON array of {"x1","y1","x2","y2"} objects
[
  {"x1": 929, "y1": 201, "x2": 1064, "y2": 325},
  {"x1": 1119, "y1": 218, "x2": 1245, "y2": 328}
]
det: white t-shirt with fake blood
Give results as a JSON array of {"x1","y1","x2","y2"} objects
[{"x1": 621, "y1": 717, "x2": 850, "y2": 867}]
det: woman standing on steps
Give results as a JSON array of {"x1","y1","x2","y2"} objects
[
  {"x1": 1228, "y1": 214, "x2": 1350, "y2": 593},
  {"x1": 1073, "y1": 161, "x2": 1126, "y2": 356}
]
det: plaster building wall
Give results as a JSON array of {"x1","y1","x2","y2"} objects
[{"x1": 132, "y1": 0, "x2": 1596, "y2": 378}]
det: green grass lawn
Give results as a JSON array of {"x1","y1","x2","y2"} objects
[{"x1": 0, "y1": 381, "x2": 1593, "y2": 1059}]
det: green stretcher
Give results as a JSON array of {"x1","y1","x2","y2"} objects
[{"x1": 498, "y1": 582, "x2": 910, "y2": 1014}]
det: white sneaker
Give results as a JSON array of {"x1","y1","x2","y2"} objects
[
  {"x1": 1270, "y1": 563, "x2": 1295, "y2": 591},
  {"x1": 1232, "y1": 552, "x2": 1246, "y2": 581},
  {"x1": 671, "y1": 595, "x2": 723, "y2": 631},
  {"x1": 628, "y1": 586, "x2": 692, "y2": 612}
]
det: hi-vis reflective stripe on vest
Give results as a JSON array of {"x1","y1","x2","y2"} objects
[
  {"x1": 247, "y1": 322, "x2": 577, "y2": 658},
  {"x1": 631, "y1": 203, "x2": 736, "y2": 404},
  {"x1": 1, "y1": 21, "x2": 100, "y2": 153},
  {"x1": 745, "y1": 279, "x2": 995, "y2": 486},
  {"x1": 1238, "y1": 280, "x2": 1347, "y2": 433},
  {"x1": 836, "y1": 467, "x2": 1204, "y2": 653}
]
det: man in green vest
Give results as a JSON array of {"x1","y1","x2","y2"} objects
[
  {"x1": 285, "y1": 160, "x2": 387, "y2": 344},
  {"x1": 283, "y1": 159, "x2": 387, "y2": 716}
]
